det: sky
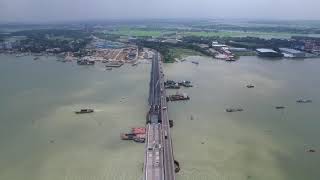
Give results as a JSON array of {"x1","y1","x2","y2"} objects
[{"x1": 0, "y1": 0, "x2": 320, "y2": 23}]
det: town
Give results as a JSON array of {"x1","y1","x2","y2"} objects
[{"x1": 1, "y1": 25, "x2": 320, "y2": 65}]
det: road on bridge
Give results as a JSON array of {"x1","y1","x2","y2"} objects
[{"x1": 143, "y1": 52, "x2": 176, "y2": 180}]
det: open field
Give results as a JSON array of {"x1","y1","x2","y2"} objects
[
  {"x1": 182, "y1": 31, "x2": 320, "y2": 39},
  {"x1": 108, "y1": 28, "x2": 320, "y2": 39},
  {"x1": 169, "y1": 48, "x2": 204, "y2": 60},
  {"x1": 107, "y1": 28, "x2": 174, "y2": 37}
]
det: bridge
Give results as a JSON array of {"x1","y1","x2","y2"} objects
[{"x1": 143, "y1": 52, "x2": 176, "y2": 180}]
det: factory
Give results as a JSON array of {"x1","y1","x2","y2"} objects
[
  {"x1": 256, "y1": 48, "x2": 283, "y2": 57},
  {"x1": 279, "y1": 48, "x2": 306, "y2": 58}
]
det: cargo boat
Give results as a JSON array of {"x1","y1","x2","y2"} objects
[
  {"x1": 105, "y1": 62, "x2": 124, "y2": 68},
  {"x1": 121, "y1": 127, "x2": 146, "y2": 143},
  {"x1": 296, "y1": 99, "x2": 312, "y2": 103},
  {"x1": 165, "y1": 84, "x2": 180, "y2": 89},
  {"x1": 178, "y1": 81, "x2": 193, "y2": 87},
  {"x1": 75, "y1": 109, "x2": 94, "y2": 114},
  {"x1": 77, "y1": 60, "x2": 95, "y2": 65},
  {"x1": 167, "y1": 93, "x2": 190, "y2": 102},
  {"x1": 226, "y1": 108, "x2": 243, "y2": 112}
]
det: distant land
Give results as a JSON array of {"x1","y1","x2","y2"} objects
[{"x1": 1, "y1": 19, "x2": 320, "y2": 63}]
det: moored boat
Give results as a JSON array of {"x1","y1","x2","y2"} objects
[
  {"x1": 296, "y1": 99, "x2": 312, "y2": 103},
  {"x1": 75, "y1": 109, "x2": 94, "y2": 114},
  {"x1": 226, "y1": 108, "x2": 243, "y2": 112}
]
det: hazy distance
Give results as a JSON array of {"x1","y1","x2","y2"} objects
[{"x1": 1, "y1": 0, "x2": 320, "y2": 23}]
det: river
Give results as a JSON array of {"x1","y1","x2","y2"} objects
[{"x1": 0, "y1": 55, "x2": 319, "y2": 180}]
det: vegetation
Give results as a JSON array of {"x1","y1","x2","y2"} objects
[
  {"x1": 109, "y1": 28, "x2": 171, "y2": 38},
  {"x1": 169, "y1": 48, "x2": 204, "y2": 60},
  {"x1": 136, "y1": 40, "x2": 214, "y2": 63},
  {"x1": 11, "y1": 29, "x2": 89, "y2": 39},
  {"x1": 10, "y1": 29, "x2": 92, "y2": 53},
  {"x1": 107, "y1": 25, "x2": 320, "y2": 39},
  {"x1": 93, "y1": 32, "x2": 120, "y2": 41},
  {"x1": 183, "y1": 36, "x2": 303, "y2": 50}
]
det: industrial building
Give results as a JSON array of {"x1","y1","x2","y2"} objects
[
  {"x1": 212, "y1": 41, "x2": 227, "y2": 48},
  {"x1": 279, "y1": 48, "x2": 305, "y2": 58},
  {"x1": 256, "y1": 48, "x2": 283, "y2": 57}
]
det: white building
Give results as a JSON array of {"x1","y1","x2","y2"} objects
[{"x1": 279, "y1": 48, "x2": 305, "y2": 58}]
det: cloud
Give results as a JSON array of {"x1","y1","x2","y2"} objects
[{"x1": 0, "y1": 0, "x2": 319, "y2": 23}]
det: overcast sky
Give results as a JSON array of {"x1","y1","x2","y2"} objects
[{"x1": 0, "y1": 0, "x2": 319, "y2": 23}]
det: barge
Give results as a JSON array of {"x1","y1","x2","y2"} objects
[
  {"x1": 166, "y1": 93, "x2": 190, "y2": 102},
  {"x1": 105, "y1": 62, "x2": 124, "y2": 68},
  {"x1": 75, "y1": 109, "x2": 94, "y2": 114},
  {"x1": 121, "y1": 127, "x2": 146, "y2": 143}
]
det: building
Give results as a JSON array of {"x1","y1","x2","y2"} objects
[
  {"x1": 3, "y1": 42, "x2": 12, "y2": 49},
  {"x1": 228, "y1": 47, "x2": 249, "y2": 52},
  {"x1": 256, "y1": 48, "x2": 283, "y2": 57},
  {"x1": 161, "y1": 39, "x2": 181, "y2": 44},
  {"x1": 0, "y1": 42, "x2": 4, "y2": 50},
  {"x1": 212, "y1": 41, "x2": 227, "y2": 48},
  {"x1": 279, "y1": 48, "x2": 305, "y2": 58}
]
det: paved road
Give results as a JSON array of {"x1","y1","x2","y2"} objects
[{"x1": 144, "y1": 52, "x2": 175, "y2": 180}]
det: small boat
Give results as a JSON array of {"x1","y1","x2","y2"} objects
[
  {"x1": 307, "y1": 149, "x2": 316, "y2": 153},
  {"x1": 106, "y1": 67, "x2": 112, "y2": 71},
  {"x1": 275, "y1": 106, "x2": 286, "y2": 109},
  {"x1": 75, "y1": 109, "x2": 94, "y2": 114},
  {"x1": 226, "y1": 108, "x2": 243, "y2": 112},
  {"x1": 133, "y1": 137, "x2": 145, "y2": 143},
  {"x1": 132, "y1": 62, "x2": 139, "y2": 66},
  {"x1": 34, "y1": 57, "x2": 40, "y2": 60},
  {"x1": 246, "y1": 85, "x2": 255, "y2": 88},
  {"x1": 191, "y1": 61, "x2": 199, "y2": 65},
  {"x1": 296, "y1": 99, "x2": 312, "y2": 103}
]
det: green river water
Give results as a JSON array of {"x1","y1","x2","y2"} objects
[{"x1": 0, "y1": 54, "x2": 319, "y2": 180}]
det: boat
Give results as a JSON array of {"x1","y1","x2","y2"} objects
[
  {"x1": 296, "y1": 99, "x2": 312, "y2": 103},
  {"x1": 174, "y1": 160, "x2": 181, "y2": 173},
  {"x1": 226, "y1": 108, "x2": 243, "y2": 112},
  {"x1": 167, "y1": 93, "x2": 190, "y2": 102},
  {"x1": 77, "y1": 60, "x2": 95, "y2": 65},
  {"x1": 105, "y1": 62, "x2": 124, "y2": 68},
  {"x1": 75, "y1": 109, "x2": 94, "y2": 114},
  {"x1": 34, "y1": 57, "x2": 40, "y2": 60},
  {"x1": 169, "y1": 120, "x2": 174, "y2": 127},
  {"x1": 165, "y1": 84, "x2": 180, "y2": 89},
  {"x1": 132, "y1": 62, "x2": 139, "y2": 66},
  {"x1": 225, "y1": 57, "x2": 236, "y2": 62},
  {"x1": 191, "y1": 61, "x2": 199, "y2": 65},
  {"x1": 275, "y1": 106, "x2": 286, "y2": 109},
  {"x1": 133, "y1": 137, "x2": 145, "y2": 143},
  {"x1": 105, "y1": 67, "x2": 112, "y2": 71},
  {"x1": 179, "y1": 81, "x2": 193, "y2": 87},
  {"x1": 247, "y1": 84, "x2": 255, "y2": 88}
]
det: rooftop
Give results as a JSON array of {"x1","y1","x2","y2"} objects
[
  {"x1": 279, "y1": 48, "x2": 304, "y2": 54},
  {"x1": 256, "y1": 48, "x2": 277, "y2": 53}
]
